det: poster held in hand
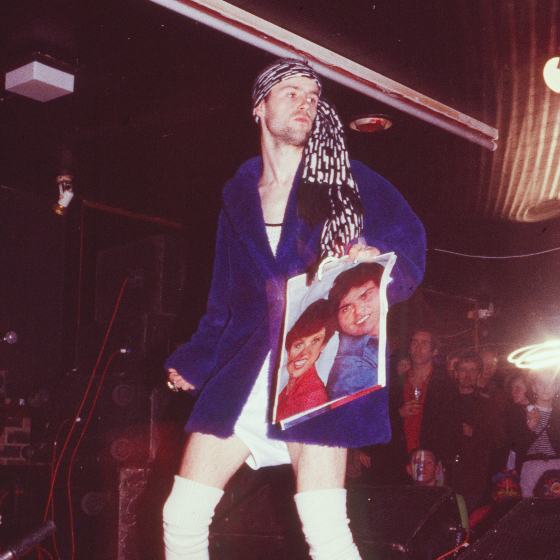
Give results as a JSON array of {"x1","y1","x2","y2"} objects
[{"x1": 273, "y1": 252, "x2": 396, "y2": 429}]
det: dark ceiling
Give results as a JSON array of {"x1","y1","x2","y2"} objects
[{"x1": 1, "y1": 0, "x2": 560, "y2": 355}]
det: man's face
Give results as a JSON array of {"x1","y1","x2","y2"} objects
[
  {"x1": 456, "y1": 360, "x2": 479, "y2": 393},
  {"x1": 409, "y1": 332, "x2": 436, "y2": 366},
  {"x1": 480, "y1": 352, "x2": 498, "y2": 381},
  {"x1": 396, "y1": 357, "x2": 412, "y2": 377},
  {"x1": 532, "y1": 377, "x2": 558, "y2": 401},
  {"x1": 510, "y1": 378, "x2": 528, "y2": 404},
  {"x1": 254, "y1": 76, "x2": 319, "y2": 147},
  {"x1": 287, "y1": 327, "x2": 327, "y2": 378},
  {"x1": 408, "y1": 450, "x2": 439, "y2": 486},
  {"x1": 337, "y1": 280, "x2": 380, "y2": 337}
]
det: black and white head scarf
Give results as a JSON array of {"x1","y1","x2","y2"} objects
[{"x1": 252, "y1": 58, "x2": 364, "y2": 262}]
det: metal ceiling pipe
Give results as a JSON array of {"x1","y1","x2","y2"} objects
[{"x1": 150, "y1": 0, "x2": 498, "y2": 150}]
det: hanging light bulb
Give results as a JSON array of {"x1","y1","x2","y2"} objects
[{"x1": 543, "y1": 57, "x2": 560, "y2": 93}]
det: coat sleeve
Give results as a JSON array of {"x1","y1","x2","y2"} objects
[
  {"x1": 165, "y1": 210, "x2": 232, "y2": 395},
  {"x1": 352, "y1": 161, "x2": 426, "y2": 305},
  {"x1": 506, "y1": 403, "x2": 537, "y2": 468}
]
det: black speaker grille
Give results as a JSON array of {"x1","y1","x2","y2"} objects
[{"x1": 460, "y1": 499, "x2": 560, "y2": 560}]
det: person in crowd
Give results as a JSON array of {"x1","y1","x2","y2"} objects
[
  {"x1": 451, "y1": 351, "x2": 503, "y2": 513},
  {"x1": 498, "y1": 370, "x2": 532, "y2": 473},
  {"x1": 468, "y1": 469, "x2": 521, "y2": 538},
  {"x1": 406, "y1": 447, "x2": 441, "y2": 486},
  {"x1": 477, "y1": 350, "x2": 509, "y2": 477},
  {"x1": 504, "y1": 370, "x2": 531, "y2": 407},
  {"x1": 446, "y1": 352, "x2": 459, "y2": 380},
  {"x1": 533, "y1": 468, "x2": 560, "y2": 498},
  {"x1": 406, "y1": 447, "x2": 468, "y2": 529},
  {"x1": 507, "y1": 372, "x2": 560, "y2": 498},
  {"x1": 276, "y1": 299, "x2": 336, "y2": 422},
  {"x1": 163, "y1": 58, "x2": 426, "y2": 560},
  {"x1": 326, "y1": 262, "x2": 384, "y2": 400},
  {"x1": 477, "y1": 350, "x2": 505, "y2": 397},
  {"x1": 394, "y1": 353, "x2": 412, "y2": 388},
  {"x1": 391, "y1": 329, "x2": 462, "y2": 483}
]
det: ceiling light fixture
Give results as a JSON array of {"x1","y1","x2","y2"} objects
[
  {"x1": 349, "y1": 115, "x2": 393, "y2": 133},
  {"x1": 543, "y1": 57, "x2": 560, "y2": 93},
  {"x1": 5, "y1": 54, "x2": 74, "y2": 102},
  {"x1": 52, "y1": 174, "x2": 74, "y2": 216}
]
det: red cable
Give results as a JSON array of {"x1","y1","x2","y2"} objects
[
  {"x1": 435, "y1": 529, "x2": 471, "y2": 559},
  {"x1": 42, "y1": 276, "x2": 129, "y2": 557},
  {"x1": 67, "y1": 349, "x2": 121, "y2": 560}
]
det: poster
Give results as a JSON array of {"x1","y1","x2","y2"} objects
[{"x1": 273, "y1": 252, "x2": 396, "y2": 429}]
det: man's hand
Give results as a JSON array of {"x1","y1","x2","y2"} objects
[
  {"x1": 399, "y1": 400, "x2": 421, "y2": 418},
  {"x1": 168, "y1": 368, "x2": 196, "y2": 391},
  {"x1": 357, "y1": 450, "x2": 372, "y2": 468},
  {"x1": 347, "y1": 239, "x2": 381, "y2": 262},
  {"x1": 462, "y1": 423, "x2": 473, "y2": 437},
  {"x1": 526, "y1": 406, "x2": 540, "y2": 432}
]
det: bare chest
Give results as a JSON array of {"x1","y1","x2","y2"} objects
[{"x1": 259, "y1": 183, "x2": 292, "y2": 224}]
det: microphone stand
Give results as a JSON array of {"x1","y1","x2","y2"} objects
[{"x1": 0, "y1": 520, "x2": 56, "y2": 560}]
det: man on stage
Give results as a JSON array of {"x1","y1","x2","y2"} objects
[{"x1": 163, "y1": 58, "x2": 426, "y2": 560}]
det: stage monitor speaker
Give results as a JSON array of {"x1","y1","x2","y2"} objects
[
  {"x1": 460, "y1": 498, "x2": 560, "y2": 560},
  {"x1": 95, "y1": 234, "x2": 187, "y2": 325},
  {"x1": 210, "y1": 471, "x2": 464, "y2": 560}
]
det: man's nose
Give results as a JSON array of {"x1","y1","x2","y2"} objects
[{"x1": 298, "y1": 95, "x2": 311, "y2": 109}]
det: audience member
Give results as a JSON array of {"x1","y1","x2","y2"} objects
[
  {"x1": 391, "y1": 329, "x2": 462, "y2": 482},
  {"x1": 477, "y1": 350, "x2": 505, "y2": 397},
  {"x1": 504, "y1": 370, "x2": 531, "y2": 407},
  {"x1": 451, "y1": 351, "x2": 504, "y2": 513},
  {"x1": 533, "y1": 469, "x2": 560, "y2": 498},
  {"x1": 507, "y1": 372, "x2": 560, "y2": 497},
  {"x1": 446, "y1": 352, "x2": 459, "y2": 380},
  {"x1": 477, "y1": 350, "x2": 509, "y2": 477},
  {"x1": 406, "y1": 447, "x2": 468, "y2": 529},
  {"x1": 468, "y1": 469, "x2": 521, "y2": 539},
  {"x1": 394, "y1": 353, "x2": 412, "y2": 388}
]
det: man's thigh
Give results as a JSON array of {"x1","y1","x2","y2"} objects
[
  {"x1": 287, "y1": 441, "x2": 347, "y2": 492},
  {"x1": 178, "y1": 432, "x2": 251, "y2": 489}
]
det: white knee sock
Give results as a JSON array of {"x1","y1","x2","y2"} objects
[
  {"x1": 163, "y1": 475, "x2": 224, "y2": 560},
  {"x1": 294, "y1": 489, "x2": 362, "y2": 560}
]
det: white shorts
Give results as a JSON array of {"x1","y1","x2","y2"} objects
[{"x1": 234, "y1": 353, "x2": 291, "y2": 470}]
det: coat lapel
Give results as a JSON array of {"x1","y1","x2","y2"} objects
[{"x1": 222, "y1": 157, "x2": 320, "y2": 285}]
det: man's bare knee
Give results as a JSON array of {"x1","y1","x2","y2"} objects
[
  {"x1": 288, "y1": 442, "x2": 347, "y2": 492},
  {"x1": 178, "y1": 432, "x2": 251, "y2": 489}
]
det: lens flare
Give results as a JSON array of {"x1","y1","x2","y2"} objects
[{"x1": 508, "y1": 340, "x2": 560, "y2": 369}]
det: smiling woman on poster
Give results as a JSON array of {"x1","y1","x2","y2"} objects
[{"x1": 276, "y1": 299, "x2": 336, "y2": 422}]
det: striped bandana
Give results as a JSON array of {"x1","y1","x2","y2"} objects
[{"x1": 252, "y1": 59, "x2": 364, "y2": 262}]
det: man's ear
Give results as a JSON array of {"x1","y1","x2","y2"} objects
[
  {"x1": 254, "y1": 100, "x2": 265, "y2": 122},
  {"x1": 432, "y1": 348, "x2": 439, "y2": 357},
  {"x1": 406, "y1": 465, "x2": 412, "y2": 476}
]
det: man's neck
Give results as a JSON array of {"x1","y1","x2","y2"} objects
[
  {"x1": 258, "y1": 138, "x2": 304, "y2": 224},
  {"x1": 410, "y1": 363, "x2": 433, "y2": 384},
  {"x1": 477, "y1": 377, "x2": 491, "y2": 389}
]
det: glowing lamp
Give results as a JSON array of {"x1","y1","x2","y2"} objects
[
  {"x1": 508, "y1": 340, "x2": 560, "y2": 369},
  {"x1": 543, "y1": 57, "x2": 560, "y2": 93}
]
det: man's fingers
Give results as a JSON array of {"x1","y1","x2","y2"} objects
[
  {"x1": 348, "y1": 243, "x2": 381, "y2": 262},
  {"x1": 168, "y1": 369, "x2": 196, "y2": 391}
]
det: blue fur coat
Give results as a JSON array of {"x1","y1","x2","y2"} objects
[{"x1": 166, "y1": 157, "x2": 426, "y2": 446}]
